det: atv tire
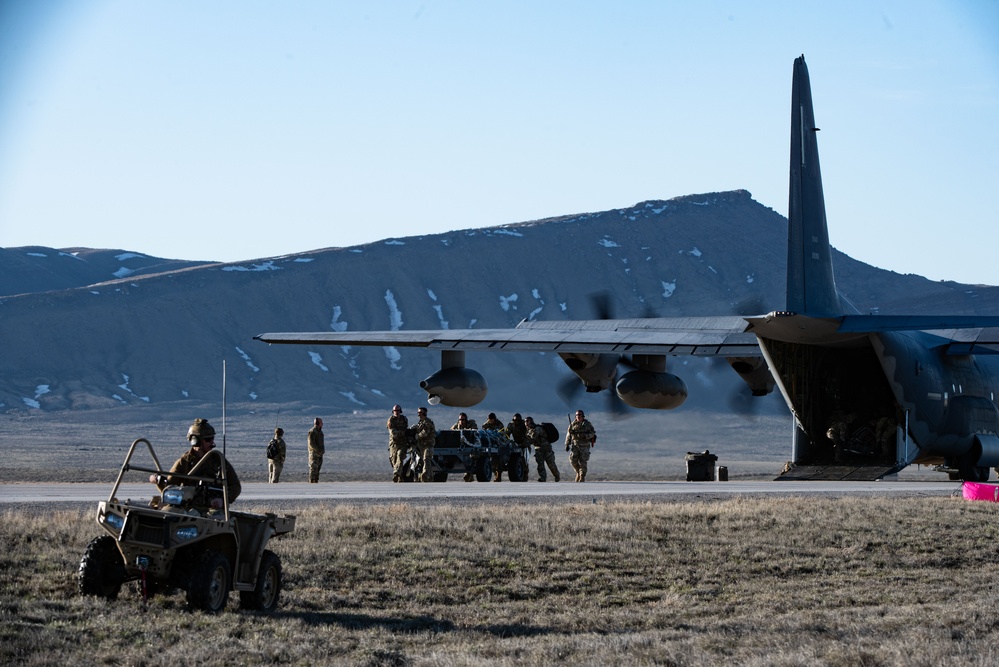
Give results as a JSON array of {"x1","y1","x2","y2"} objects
[
  {"x1": 186, "y1": 550, "x2": 231, "y2": 613},
  {"x1": 79, "y1": 535, "x2": 127, "y2": 600},
  {"x1": 240, "y1": 550, "x2": 282, "y2": 612}
]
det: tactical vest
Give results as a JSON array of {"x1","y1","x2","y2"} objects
[
  {"x1": 387, "y1": 415, "x2": 408, "y2": 444},
  {"x1": 415, "y1": 418, "x2": 436, "y2": 442}
]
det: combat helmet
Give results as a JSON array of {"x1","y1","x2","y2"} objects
[{"x1": 187, "y1": 418, "x2": 216, "y2": 445}]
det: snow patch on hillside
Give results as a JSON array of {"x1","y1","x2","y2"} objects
[
  {"x1": 499, "y1": 294, "x2": 518, "y2": 311},
  {"x1": 308, "y1": 352, "x2": 329, "y2": 372},
  {"x1": 236, "y1": 347, "x2": 260, "y2": 372},
  {"x1": 117, "y1": 374, "x2": 149, "y2": 402},
  {"x1": 384, "y1": 290, "x2": 403, "y2": 369},
  {"x1": 21, "y1": 384, "x2": 50, "y2": 409},
  {"x1": 222, "y1": 261, "x2": 280, "y2": 272}
]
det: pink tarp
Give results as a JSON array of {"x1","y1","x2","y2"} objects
[{"x1": 963, "y1": 482, "x2": 999, "y2": 502}]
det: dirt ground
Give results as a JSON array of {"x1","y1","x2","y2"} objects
[
  {"x1": 0, "y1": 405, "x2": 795, "y2": 481},
  {"x1": 1, "y1": 404, "x2": 947, "y2": 483}
]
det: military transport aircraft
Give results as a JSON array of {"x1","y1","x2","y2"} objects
[{"x1": 256, "y1": 56, "x2": 999, "y2": 482}]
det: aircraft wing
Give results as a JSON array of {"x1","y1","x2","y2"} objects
[{"x1": 255, "y1": 315, "x2": 762, "y2": 357}]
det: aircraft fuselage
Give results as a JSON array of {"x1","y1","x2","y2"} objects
[{"x1": 758, "y1": 323, "x2": 999, "y2": 478}]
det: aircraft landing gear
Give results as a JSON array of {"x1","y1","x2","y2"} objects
[{"x1": 958, "y1": 459, "x2": 991, "y2": 483}]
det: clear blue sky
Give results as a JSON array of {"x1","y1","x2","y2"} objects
[{"x1": 1, "y1": 1, "x2": 997, "y2": 284}]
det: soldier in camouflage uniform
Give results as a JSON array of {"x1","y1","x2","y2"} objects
[
  {"x1": 506, "y1": 413, "x2": 529, "y2": 482},
  {"x1": 154, "y1": 418, "x2": 241, "y2": 510},
  {"x1": 413, "y1": 407, "x2": 437, "y2": 482},
  {"x1": 307, "y1": 417, "x2": 325, "y2": 483},
  {"x1": 565, "y1": 409, "x2": 597, "y2": 482},
  {"x1": 506, "y1": 413, "x2": 527, "y2": 451},
  {"x1": 451, "y1": 412, "x2": 478, "y2": 430},
  {"x1": 482, "y1": 413, "x2": 503, "y2": 431},
  {"x1": 482, "y1": 412, "x2": 505, "y2": 481},
  {"x1": 452, "y1": 413, "x2": 478, "y2": 481},
  {"x1": 267, "y1": 427, "x2": 286, "y2": 483},
  {"x1": 875, "y1": 414, "x2": 898, "y2": 459},
  {"x1": 825, "y1": 412, "x2": 855, "y2": 463},
  {"x1": 525, "y1": 416, "x2": 559, "y2": 482},
  {"x1": 387, "y1": 405, "x2": 409, "y2": 482}
]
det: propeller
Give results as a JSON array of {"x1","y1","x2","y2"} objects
[
  {"x1": 590, "y1": 290, "x2": 614, "y2": 320},
  {"x1": 713, "y1": 293, "x2": 772, "y2": 420},
  {"x1": 557, "y1": 292, "x2": 674, "y2": 417},
  {"x1": 554, "y1": 292, "x2": 633, "y2": 416},
  {"x1": 556, "y1": 371, "x2": 632, "y2": 419},
  {"x1": 605, "y1": 384, "x2": 631, "y2": 419},
  {"x1": 557, "y1": 374, "x2": 583, "y2": 404},
  {"x1": 588, "y1": 291, "x2": 661, "y2": 320},
  {"x1": 592, "y1": 291, "x2": 634, "y2": 418},
  {"x1": 726, "y1": 381, "x2": 761, "y2": 421}
]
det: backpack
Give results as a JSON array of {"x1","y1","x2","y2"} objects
[
  {"x1": 540, "y1": 422, "x2": 559, "y2": 444},
  {"x1": 266, "y1": 439, "x2": 279, "y2": 460}
]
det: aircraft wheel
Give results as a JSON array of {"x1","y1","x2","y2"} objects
[{"x1": 958, "y1": 460, "x2": 990, "y2": 482}]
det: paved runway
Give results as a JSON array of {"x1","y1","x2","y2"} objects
[{"x1": 0, "y1": 479, "x2": 963, "y2": 504}]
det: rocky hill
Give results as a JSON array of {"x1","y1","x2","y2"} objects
[
  {"x1": 0, "y1": 247, "x2": 215, "y2": 297},
  {"x1": 2, "y1": 190, "x2": 996, "y2": 418}
]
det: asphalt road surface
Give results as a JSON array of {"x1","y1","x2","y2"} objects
[{"x1": 0, "y1": 480, "x2": 963, "y2": 504}]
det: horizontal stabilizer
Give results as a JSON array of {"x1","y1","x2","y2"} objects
[
  {"x1": 838, "y1": 315, "x2": 999, "y2": 333},
  {"x1": 838, "y1": 317, "x2": 999, "y2": 353}
]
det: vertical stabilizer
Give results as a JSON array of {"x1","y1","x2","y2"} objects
[{"x1": 786, "y1": 56, "x2": 842, "y2": 316}]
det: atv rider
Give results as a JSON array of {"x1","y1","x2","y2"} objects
[{"x1": 152, "y1": 418, "x2": 241, "y2": 510}]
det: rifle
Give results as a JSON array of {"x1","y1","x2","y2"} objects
[{"x1": 565, "y1": 413, "x2": 571, "y2": 451}]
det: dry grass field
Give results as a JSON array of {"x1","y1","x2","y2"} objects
[
  {"x1": 2, "y1": 406, "x2": 976, "y2": 664},
  {"x1": 5, "y1": 494, "x2": 999, "y2": 666}
]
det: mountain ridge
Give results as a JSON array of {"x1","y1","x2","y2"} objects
[{"x1": 2, "y1": 190, "x2": 996, "y2": 416}]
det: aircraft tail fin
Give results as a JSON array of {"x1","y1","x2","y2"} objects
[{"x1": 786, "y1": 55, "x2": 842, "y2": 316}]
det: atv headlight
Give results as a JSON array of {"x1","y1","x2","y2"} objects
[
  {"x1": 162, "y1": 487, "x2": 185, "y2": 506},
  {"x1": 175, "y1": 526, "x2": 199, "y2": 541},
  {"x1": 102, "y1": 511, "x2": 124, "y2": 532}
]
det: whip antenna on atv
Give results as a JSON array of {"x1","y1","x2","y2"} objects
[{"x1": 222, "y1": 360, "x2": 227, "y2": 459}]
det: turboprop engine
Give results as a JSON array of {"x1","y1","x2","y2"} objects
[
  {"x1": 615, "y1": 354, "x2": 688, "y2": 410},
  {"x1": 559, "y1": 352, "x2": 688, "y2": 410},
  {"x1": 558, "y1": 352, "x2": 619, "y2": 392},
  {"x1": 420, "y1": 350, "x2": 487, "y2": 407},
  {"x1": 726, "y1": 356, "x2": 775, "y2": 396}
]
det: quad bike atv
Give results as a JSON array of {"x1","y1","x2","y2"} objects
[{"x1": 79, "y1": 438, "x2": 296, "y2": 613}]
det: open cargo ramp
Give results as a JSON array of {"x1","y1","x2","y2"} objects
[{"x1": 776, "y1": 464, "x2": 903, "y2": 481}]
